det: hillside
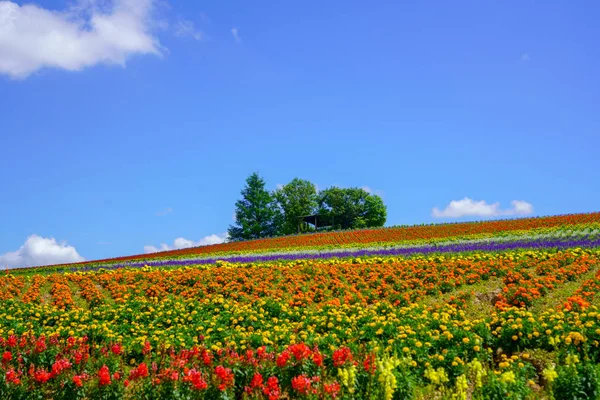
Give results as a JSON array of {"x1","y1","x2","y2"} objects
[
  {"x1": 18, "y1": 211, "x2": 600, "y2": 272},
  {"x1": 2, "y1": 212, "x2": 600, "y2": 398}
]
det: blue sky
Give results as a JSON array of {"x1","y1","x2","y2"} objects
[{"x1": 1, "y1": 0, "x2": 599, "y2": 267}]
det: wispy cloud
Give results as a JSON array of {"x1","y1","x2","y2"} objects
[
  {"x1": 521, "y1": 53, "x2": 530, "y2": 62},
  {"x1": 0, "y1": 235, "x2": 85, "y2": 269},
  {"x1": 174, "y1": 18, "x2": 203, "y2": 41},
  {"x1": 198, "y1": 12, "x2": 210, "y2": 24},
  {"x1": 156, "y1": 207, "x2": 173, "y2": 216},
  {"x1": 144, "y1": 232, "x2": 228, "y2": 253},
  {"x1": 362, "y1": 186, "x2": 384, "y2": 197},
  {"x1": 432, "y1": 198, "x2": 534, "y2": 218},
  {"x1": 0, "y1": 0, "x2": 163, "y2": 79},
  {"x1": 230, "y1": 27, "x2": 241, "y2": 43}
]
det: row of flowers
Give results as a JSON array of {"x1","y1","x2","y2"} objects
[
  {"x1": 10, "y1": 212, "x2": 600, "y2": 273},
  {"x1": 89, "y1": 249, "x2": 600, "y2": 310},
  {"x1": 1, "y1": 331, "x2": 600, "y2": 399},
  {"x1": 60, "y1": 222, "x2": 600, "y2": 273},
  {"x1": 4, "y1": 295, "x2": 600, "y2": 374}
]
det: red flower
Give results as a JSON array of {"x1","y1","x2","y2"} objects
[
  {"x1": 276, "y1": 351, "x2": 291, "y2": 367},
  {"x1": 35, "y1": 337, "x2": 47, "y2": 353},
  {"x1": 2, "y1": 351, "x2": 12, "y2": 364},
  {"x1": 51, "y1": 358, "x2": 72, "y2": 377},
  {"x1": 124, "y1": 379, "x2": 130, "y2": 388},
  {"x1": 142, "y1": 341, "x2": 152, "y2": 355},
  {"x1": 257, "y1": 346, "x2": 268, "y2": 359},
  {"x1": 183, "y1": 369, "x2": 208, "y2": 390},
  {"x1": 129, "y1": 362, "x2": 149, "y2": 380},
  {"x1": 6, "y1": 369, "x2": 20, "y2": 385},
  {"x1": 313, "y1": 351, "x2": 324, "y2": 367},
  {"x1": 363, "y1": 353, "x2": 377, "y2": 375},
  {"x1": 138, "y1": 362, "x2": 149, "y2": 378},
  {"x1": 332, "y1": 347, "x2": 353, "y2": 367},
  {"x1": 215, "y1": 365, "x2": 234, "y2": 391},
  {"x1": 34, "y1": 369, "x2": 52, "y2": 384},
  {"x1": 250, "y1": 372, "x2": 263, "y2": 388},
  {"x1": 7, "y1": 335, "x2": 17, "y2": 347},
  {"x1": 111, "y1": 343, "x2": 122, "y2": 355},
  {"x1": 73, "y1": 375, "x2": 83, "y2": 387},
  {"x1": 201, "y1": 349, "x2": 213, "y2": 366},
  {"x1": 324, "y1": 381, "x2": 341, "y2": 398},
  {"x1": 263, "y1": 376, "x2": 281, "y2": 400},
  {"x1": 98, "y1": 365, "x2": 111, "y2": 386},
  {"x1": 74, "y1": 351, "x2": 84, "y2": 365},
  {"x1": 291, "y1": 375, "x2": 317, "y2": 395},
  {"x1": 289, "y1": 343, "x2": 311, "y2": 362},
  {"x1": 245, "y1": 372, "x2": 264, "y2": 394}
]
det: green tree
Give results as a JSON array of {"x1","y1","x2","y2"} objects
[
  {"x1": 362, "y1": 193, "x2": 387, "y2": 227},
  {"x1": 273, "y1": 178, "x2": 318, "y2": 235},
  {"x1": 317, "y1": 187, "x2": 387, "y2": 229},
  {"x1": 228, "y1": 173, "x2": 278, "y2": 241}
]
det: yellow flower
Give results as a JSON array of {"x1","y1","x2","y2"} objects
[
  {"x1": 499, "y1": 371, "x2": 516, "y2": 384},
  {"x1": 542, "y1": 366, "x2": 558, "y2": 383}
]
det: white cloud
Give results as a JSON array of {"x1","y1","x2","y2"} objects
[
  {"x1": 174, "y1": 18, "x2": 202, "y2": 40},
  {"x1": 0, "y1": 235, "x2": 85, "y2": 269},
  {"x1": 156, "y1": 207, "x2": 173, "y2": 216},
  {"x1": 432, "y1": 198, "x2": 534, "y2": 218},
  {"x1": 362, "y1": 186, "x2": 384, "y2": 197},
  {"x1": 510, "y1": 200, "x2": 534, "y2": 215},
  {"x1": 275, "y1": 183, "x2": 284, "y2": 190},
  {"x1": 144, "y1": 232, "x2": 228, "y2": 253},
  {"x1": 230, "y1": 27, "x2": 240, "y2": 43},
  {"x1": 143, "y1": 243, "x2": 170, "y2": 253},
  {"x1": 0, "y1": 0, "x2": 162, "y2": 78},
  {"x1": 521, "y1": 53, "x2": 530, "y2": 61}
]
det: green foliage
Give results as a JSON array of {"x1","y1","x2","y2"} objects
[
  {"x1": 317, "y1": 187, "x2": 387, "y2": 230},
  {"x1": 229, "y1": 176, "x2": 387, "y2": 239},
  {"x1": 477, "y1": 370, "x2": 534, "y2": 400},
  {"x1": 552, "y1": 362, "x2": 600, "y2": 400},
  {"x1": 392, "y1": 367, "x2": 415, "y2": 399},
  {"x1": 228, "y1": 173, "x2": 279, "y2": 241},
  {"x1": 273, "y1": 178, "x2": 318, "y2": 235}
]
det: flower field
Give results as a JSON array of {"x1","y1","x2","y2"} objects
[
  {"x1": 17, "y1": 212, "x2": 600, "y2": 274},
  {"x1": 3, "y1": 213, "x2": 600, "y2": 398}
]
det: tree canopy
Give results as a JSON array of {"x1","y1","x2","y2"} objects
[
  {"x1": 317, "y1": 187, "x2": 387, "y2": 230},
  {"x1": 228, "y1": 173, "x2": 278, "y2": 241},
  {"x1": 229, "y1": 174, "x2": 387, "y2": 240},
  {"x1": 273, "y1": 178, "x2": 318, "y2": 235}
]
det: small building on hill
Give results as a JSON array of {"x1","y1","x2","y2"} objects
[{"x1": 297, "y1": 214, "x2": 335, "y2": 233}]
